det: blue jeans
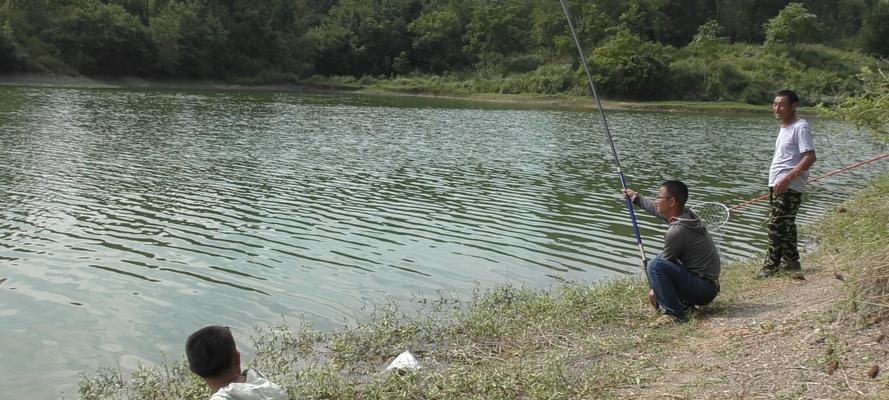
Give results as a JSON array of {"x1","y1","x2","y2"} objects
[{"x1": 647, "y1": 255, "x2": 719, "y2": 319}]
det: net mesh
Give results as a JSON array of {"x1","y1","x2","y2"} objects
[{"x1": 691, "y1": 202, "x2": 730, "y2": 232}]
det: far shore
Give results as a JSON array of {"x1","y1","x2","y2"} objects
[{"x1": 1, "y1": 73, "x2": 777, "y2": 115}]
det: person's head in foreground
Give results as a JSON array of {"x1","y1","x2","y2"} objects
[
  {"x1": 186, "y1": 325, "x2": 288, "y2": 400},
  {"x1": 187, "y1": 325, "x2": 239, "y2": 379}
]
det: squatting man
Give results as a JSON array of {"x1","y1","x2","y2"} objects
[{"x1": 624, "y1": 180, "x2": 721, "y2": 323}]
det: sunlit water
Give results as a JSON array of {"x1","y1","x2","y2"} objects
[{"x1": 0, "y1": 86, "x2": 886, "y2": 398}]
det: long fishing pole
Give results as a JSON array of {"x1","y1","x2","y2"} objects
[
  {"x1": 731, "y1": 152, "x2": 889, "y2": 211},
  {"x1": 558, "y1": 0, "x2": 648, "y2": 270}
]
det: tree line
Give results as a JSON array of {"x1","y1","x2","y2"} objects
[{"x1": 1, "y1": 0, "x2": 887, "y2": 103}]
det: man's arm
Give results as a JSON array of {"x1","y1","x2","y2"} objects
[
  {"x1": 623, "y1": 189, "x2": 664, "y2": 220},
  {"x1": 773, "y1": 150, "x2": 816, "y2": 194}
]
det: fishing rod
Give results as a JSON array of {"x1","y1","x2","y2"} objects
[
  {"x1": 558, "y1": 0, "x2": 648, "y2": 270},
  {"x1": 731, "y1": 152, "x2": 889, "y2": 211}
]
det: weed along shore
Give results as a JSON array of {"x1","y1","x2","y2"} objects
[
  {"x1": 1, "y1": 73, "x2": 768, "y2": 115},
  {"x1": 74, "y1": 174, "x2": 889, "y2": 399}
]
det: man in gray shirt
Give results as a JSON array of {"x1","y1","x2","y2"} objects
[
  {"x1": 756, "y1": 89, "x2": 817, "y2": 278},
  {"x1": 624, "y1": 180, "x2": 721, "y2": 323}
]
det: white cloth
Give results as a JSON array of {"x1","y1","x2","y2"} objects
[
  {"x1": 768, "y1": 118, "x2": 815, "y2": 192},
  {"x1": 210, "y1": 369, "x2": 288, "y2": 400}
]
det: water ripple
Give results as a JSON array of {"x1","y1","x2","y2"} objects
[{"x1": 1, "y1": 87, "x2": 887, "y2": 398}]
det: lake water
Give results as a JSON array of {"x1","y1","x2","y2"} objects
[{"x1": 0, "y1": 86, "x2": 886, "y2": 398}]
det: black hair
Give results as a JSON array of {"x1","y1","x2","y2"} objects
[
  {"x1": 660, "y1": 180, "x2": 688, "y2": 208},
  {"x1": 185, "y1": 325, "x2": 236, "y2": 378},
  {"x1": 775, "y1": 89, "x2": 799, "y2": 105}
]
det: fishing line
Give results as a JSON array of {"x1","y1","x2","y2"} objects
[{"x1": 558, "y1": 0, "x2": 648, "y2": 271}]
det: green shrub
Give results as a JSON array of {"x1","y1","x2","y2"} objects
[
  {"x1": 502, "y1": 53, "x2": 545, "y2": 73},
  {"x1": 500, "y1": 63, "x2": 575, "y2": 94},
  {"x1": 590, "y1": 29, "x2": 671, "y2": 98},
  {"x1": 667, "y1": 57, "x2": 707, "y2": 100}
]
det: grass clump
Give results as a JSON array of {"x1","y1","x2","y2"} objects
[
  {"x1": 77, "y1": 359, "x2": 206, "y2": 400},
  {"x1": 817, "y1": 174, "x2": 889, "y2": 324},
  {"x1": 75, "y1": 277, "x2": 655, "y2": 400}
]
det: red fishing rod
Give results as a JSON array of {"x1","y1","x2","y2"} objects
[{"x1": 731, "y1": 152, "x2": 889, "y2": 211}]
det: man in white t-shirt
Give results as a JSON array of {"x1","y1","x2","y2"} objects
[
  {"x1": 186, "y1": 325, "x2": 289, "y2": 400},
  {"x1": 756, "y1": 90, "x2": 817, "y2": 278}
]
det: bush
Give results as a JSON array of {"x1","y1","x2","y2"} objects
[
  {"x1": 738, "y1": 80, "x2": 774, "y2": 104},
  {"x1": 589, "y1": 29, "x2": 671, "y2": 98},
  {"x1": 47, "y1": 2, "x2": 150, "y2": 74},
  {"x1": 502, "y1": 53, "x2": 545, "y2": 73},
  {"x1": 667, "y1": 57, "x2": 707, "y2": 100},
  {"x1": 502, "y1": 63, "x2": 575, "y2": 94}
]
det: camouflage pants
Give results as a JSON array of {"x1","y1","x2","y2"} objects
[{"x1": 764, "y1": 188, "x2": 802, "y2": 269}]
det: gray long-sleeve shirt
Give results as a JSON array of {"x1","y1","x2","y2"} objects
[{"x1": 634, "y1": 195, "x2": 721, "y2": 281}]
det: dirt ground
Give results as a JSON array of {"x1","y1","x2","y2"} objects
[{"x1": 611, "y1": 265, "x2": 889, "y2": 399}]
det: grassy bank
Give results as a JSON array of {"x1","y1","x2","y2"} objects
[
  {"x1": 74, "y1": 174, "x2": 889, "y2": 399},
  {"x1": 1, "y1": 73, "x2": 768, "y2": 115},
  {"x1": 304, "y1": 74, "x2": 769, "y2": 114}
]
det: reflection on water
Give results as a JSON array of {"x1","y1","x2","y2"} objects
[{"x1": 0, "y1": 86, "x2": 886, "y2": 398}]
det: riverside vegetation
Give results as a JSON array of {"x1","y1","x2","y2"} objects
[
  {"x1": 2, "y1": 1, "x2": 889, "y2": 106},
  {"x1": 12, "y1": 1, "x2": 888, "y2": 398},
  {"x1": 74, "y1": 173, "x2": 889, "y2": 399}
]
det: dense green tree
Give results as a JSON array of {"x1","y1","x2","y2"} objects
[
  {"x1": 529, "y1": 1, "x2": 566, "y2": 59},
  {"x1": 0, "y1": 19, "x2": 22, "y2": 71},
  {"x1": 590, "y1": 28, "x2": 670, "y2": 97},
  {"x1": 686, "y1": 20, "x2": 734, "y2": 100},
  {"x1": 858, "y1": 1, "x2": 889, "y2": 57},
  {"x1": 821, "y1": 67, "x2": 889, "y2": 140},
  {"x1": 659, "y1": 0, "x2": 718, "y2": 46},
  {"x1": 319, "y1": 0, "x2": 421, "y2": 76},
  {"x1": 408, "y1": 8, "x2": 467, "y2": 73},
  {"x1": 302, "y1": 22, "x2": 353, "y2": 76},
  {"x1": 175, "y1": 3, "x2": 227, "y2": 78},
  {"x1": 0, "y1": 0, "x2": 885, "y2": 105},
  {"x1": 714, "y1": 0, "x2": 787, "y2": 43},
  {"x1": 464, "y1": 1, "x2": 531, "y2": 67},
  {"x1": 763, "y1": 2, "x2": 821, "y2": 47},
  {"x1": 618, "y1": 0, "x2": 668, "y2": 42},
  {"x1": 689, "y1": 19, "x2": 729, "y2": 52},
  {"x1": 146, "y1": 2, "x2": 182, "y2": 75},
  {"x1": 45, "y1": 1, "x2": 150, "y2": 74},
  {"x1": 800, "y1": 0, "x2": 870, "y2": 41}
]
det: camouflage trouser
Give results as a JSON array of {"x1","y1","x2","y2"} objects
[{"x1": 763, "y1": 188, "x2": 803, "y2": 269}]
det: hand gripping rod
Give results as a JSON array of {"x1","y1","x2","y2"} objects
[{"x1": 558, "y1": 0, "x2": 649, "y2": 270}]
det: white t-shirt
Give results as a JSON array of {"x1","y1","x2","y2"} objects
[
  {"x1": 768, "y1": 119, "x2": 815, "y2": 192},
  {"x1": 210, "y1": 369, "x2": 288, "y2": 400}
]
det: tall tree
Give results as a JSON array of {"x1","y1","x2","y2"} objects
[
  {"x1": 763, "y1": 2, "x2": 821, "y2": 47},
  {"x1": 409, "y1": 7, "x2": 467, "y2": 72},
  {"x1": 464, "y1": 0, "x2": 531, "y2": 67},
  {"x1": 45, "y1": 1, "x2": 149, "y2": 74},
  {"x1": 858, "y1": 0, "x2": 889, "y2": 57}
]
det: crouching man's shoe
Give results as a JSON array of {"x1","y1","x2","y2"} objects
[{"x1": 649, "y1": 313, "x2": 688, "y2": 327}]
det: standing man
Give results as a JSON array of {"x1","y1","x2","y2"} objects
[
  {"x1": 624, "y1": 180, "x2": 721, "y2": 324},
  {"x1": 186, "y1": 325, "x2": 289, "y2": 400},
  {"x1": 756, "y1": 90, "x2": 817, "y2": 278}
]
